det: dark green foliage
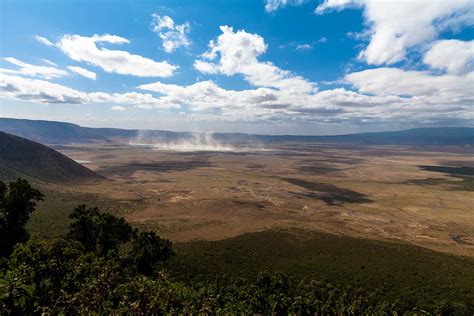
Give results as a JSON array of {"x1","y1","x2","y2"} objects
[
  {"x1": 170, "y1": 229, "x2": 474, "y2": 314},
  {"x1": 7, "y1": 238, "x2": 88, "y2": 312},
  {"x1": 0, "y1": 271, "x2": 34, "y2": 315},
  {"x1": 1, "y1": 231, "x2": 472, "y2": 315},
  {"x1": 68, "y1": 205, "x2": 134, "y2": 256},
  {"x1": 0, "y1": 179, "x2": 43, "y2": 257},
  {"x1": 2, "y1": 253, "x2": 466, "y2": 315},
  {"x1": 131, "y1": 231, "x2": 174, "y2": 275}
]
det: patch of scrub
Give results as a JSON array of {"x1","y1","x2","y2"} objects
[
  {"x1": 419, "y1": 165, "x2": 474, "y2": 177},
  {"x1": 413, "y1": 165, "x2": 474, "y2": 191},
  {"x1": 97, "y1": 160, "x2": 213, "y2": 177},
  {"x1": 283, "y1": 178, "x2": 372, "y2": 205},
  {"x1": 297, "y1": 163, "x2": 340, "y2": 175}
]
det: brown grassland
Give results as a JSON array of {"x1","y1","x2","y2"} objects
[{"x1": 29, "y1": 142, "x2": 474, "y2": 257}]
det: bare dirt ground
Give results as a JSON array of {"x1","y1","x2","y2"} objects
[{"x1": 56, "y1": 142, "x2": 474, "y2": 257}]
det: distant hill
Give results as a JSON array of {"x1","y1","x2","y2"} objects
[
  {"x1": 245, "y1": 127, "x2": 474, "y2": 145},
  {"x1": 0, "y1": 118, "x2": 190, "y2": 144},
  {"x1": 0, "y1": 118, "x2": 109, "y2": 144},
  {"x1": 0, "y1": 118, "x2": 472, "y2": 146},
  {"x1": 0, "y1": 131, "x2": 103, "y2": 183}
]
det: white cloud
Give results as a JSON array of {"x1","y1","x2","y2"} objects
[
  {"x1": 57, "y1": 34, "x2": 177, "y2": 77},
  {"x1": 0, "y1": 73, "x2": 179, "y2": 109},
  {"x1": 3, "y1": 64, "x2": 471, "y2": 126},
  {"x1": 296, "y1": 44, "x2": 313, "y2": 50},
  {"x1": 194, "y1": 26, "x2": 316, "y2": 94},
  {"x1": 0, "y1": 57, "x2": 68, "y2": 79},
  {"x1": 423, "y1": 40, "x2": 474, "y2": 75},
  {"x1": 138, "y1": 78, "x2": 404, "y2": 124},
  {"x1": 138, "y1": 80, "x2": 284, "y2": 111},
  {"x1": 345, "y1": 67, "x2": 474, "y2": 104},
  {"x1": 151, "y1": 14, "x2": 191, "y2": 53},
  {"x1": 7, "y1": 25, "x2": 473, "y2": 128},
  {"x1": 0, "y1": 73, "x2": 87, "y2": 104},
  {"x1": 88, "y1": 91, "x2": 179, "y2": 109},
  {"x1": 265, "y1": 0, "x2": 305, "y2": 12},
  {"x1": 132, "y1": 25, "x2": 470, "y2": 126},
  {"x1": 35, "y1": 35, "x2": 55, "y2": 46},
  {"x1": 42, "y1": 59, "x2": 58, "y2": 67},
  {"x1": 136, "y1": 65, "x2": 474, "y2": 125},
  {"x1": 316, "y1": 0, "x2": 473, "y2": 65},
  {"x1": 193, "y1": 60, "x2": 218, "y2": 74},
  {"x1": 315, "y1": 0, "x2": 354, "y2": 13},
  {"x1": 68, "y1": 66, "x2": 97, "y2": 80}
]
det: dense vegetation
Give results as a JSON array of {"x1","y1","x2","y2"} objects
[{"x1": 1, "y1": 179, "x2": 472, "y2": 314}]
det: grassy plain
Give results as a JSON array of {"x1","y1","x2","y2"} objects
[{"x1": 30, "y1": 142, "x2": 473, "y2": 256}]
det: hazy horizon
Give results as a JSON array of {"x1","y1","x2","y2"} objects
[{"x1": 2, "y1": 116, "x2": 473, "y2": 137}]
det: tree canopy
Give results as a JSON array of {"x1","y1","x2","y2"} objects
[{"x1": 0, "y1": 179, "x2": 43, "y2": 257}]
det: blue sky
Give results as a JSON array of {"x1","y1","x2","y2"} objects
[{"x1": 0, "y1": 0, "x2": 473, "y2": 135}]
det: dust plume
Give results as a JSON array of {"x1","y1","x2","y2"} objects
[{"x1": 130, "y1": 131, "x2": 268, "y2": 153}]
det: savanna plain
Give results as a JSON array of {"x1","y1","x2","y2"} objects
[{"x1": 32, "y1": 141, "x2": 474, "y2": 256}]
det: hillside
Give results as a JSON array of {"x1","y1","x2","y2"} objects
[
  {"x1": 0, "y1": 131, "x2": 103, "y2": 183},
  {"x1": 0, "y1": 117, "x2": 473, "y2": 146},
  {"x1": 0, "y1": 118, "x2": 108, "y2": 144}
]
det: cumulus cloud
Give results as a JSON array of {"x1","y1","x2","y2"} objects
[
  {"x1": 0, "y1": 57, "x2": 68, "y2": 79},
  {"x1": 345, "y1": 67, "x2": 474, "y2": 107},
  {"x1": 315, "y1": 0, "x2": 354, "y2": 13},
  {"x1": 138, "y1": 80, "x2": 284, "y2": 111},
  {"x1": 265, "y1": 0, "x2": 305, "y2": 12},
  {"x1": 316, "y1": 0, "x2": 473, "y2": 65},
  {"x1": 0, "y1": 73, "x2": 179, "y2": 109},
  {"x1": 423, "y1": 40, "x2": 474, "y2": 75},
  {"x1": 138, "y1": 77, "x2": 411, "y2": 125},
  {"x1": 134, "y1": 25, "x2": 472, "y2": 126},
  {"x1": 35, "y1": 35, "x2": 55, "y2": 46},
  {"x1": 57, "y1": 34, "x2": 177, "y2": 77},
  {"x1": 0, "y1": 73, "x2": 86, "y2": 104},
  {"x1": 68, "y1": 66, "x2": 97, "y2": 80},
  {"x1": 7, "y1": 25, "x2": 473, "y2": 128},
  {"x1": 194, "y1": 26, "x2": 316, "y2": 94},
  {"x1": 151, "y1": 14, "x2": 191, "y2": 53}
]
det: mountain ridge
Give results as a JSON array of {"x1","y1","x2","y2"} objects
[{"x1": 0, "y1": 117, "x2": 472, "y2": 146}]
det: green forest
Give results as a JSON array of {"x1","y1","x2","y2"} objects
[{"x1": 1, "y1": 179, "x2": 472, "y2": 315}]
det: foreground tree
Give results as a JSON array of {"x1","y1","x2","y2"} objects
[
  {"x1": 0, "y1": 179, "x2": 43, "y2": 257},
  {"x1": 131, "y1": 231, "x2": 174, "y2": 276},
  {"x1": 67, "y1": 205, "x2": 134, "y2": 256}
]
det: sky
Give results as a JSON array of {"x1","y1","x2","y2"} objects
[{"x1": 0, "y1": 0, "x2": 473, "y2": 135}]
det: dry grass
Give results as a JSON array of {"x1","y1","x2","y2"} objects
[{"x1": 37, "y1": 142, "x2": 474, "y2": 257}]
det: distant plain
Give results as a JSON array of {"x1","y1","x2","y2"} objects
[{"x1": 28, "y1": 141, "x2": 474, "y2": 257}]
